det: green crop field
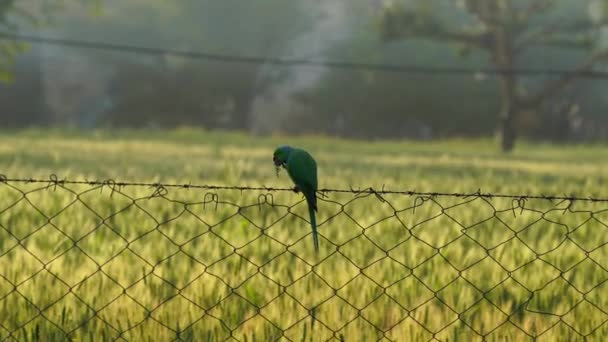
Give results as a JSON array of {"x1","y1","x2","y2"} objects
[{"x1": 1, "y1": 128, "x2": 608, "y2": 341}]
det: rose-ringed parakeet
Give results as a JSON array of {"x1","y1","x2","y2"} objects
[{"x1": 273, "y1": 146, "x2": 319, "y2": 251}]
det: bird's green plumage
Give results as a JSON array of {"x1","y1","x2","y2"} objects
[{"x1": 273, "y1": 146, "x2": 319, "y2": 251}]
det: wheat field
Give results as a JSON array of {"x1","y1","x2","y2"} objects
[{"x1": 1, "y1": 129, "x2": 608, "y2": 341}]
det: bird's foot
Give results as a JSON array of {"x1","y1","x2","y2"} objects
[{"x1": 292, "y1": 185, "x2": 300, "y2": 193}]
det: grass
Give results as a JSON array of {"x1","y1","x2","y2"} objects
[{"x1": 1, "y1": 128, "x2": 608, "y2": 341}]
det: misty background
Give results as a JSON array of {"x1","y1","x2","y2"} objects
[{"x1": 1, "y1": 0, "x2": 608, "y2": 149}]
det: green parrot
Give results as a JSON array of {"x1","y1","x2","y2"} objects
[{"x1": 273, "y1": 145, "x2": 319, "y2": 251}]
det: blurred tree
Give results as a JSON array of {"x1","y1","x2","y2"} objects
[
  {"x1": 294, "y1": 0, "x2": 499, "y2": 139},
  {"x1": 60, "y1": 0, "x2": 314, "y2": 130},
  {"x1": 378, "y1": 0, "x2": 608, "y2": 151},
  {"x1": 175, "y1": 0, "x2": 314, "y2": 130},
  {"x1": 0, "y1": 0, "x2": 35, "y2": 82},
  {"x1": 0, "y1": 0, "x2": 102, "y2": 83}
]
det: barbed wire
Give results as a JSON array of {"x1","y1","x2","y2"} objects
[
  {"x1": 1, "y1": 175, "x2": 608, "y2": 203},
  {"x1": 1, "y1": 32, "x2": 608, "y2": 79},
  {"x1": 1, "y1": 176, "x2": 608, "y2": 341}
]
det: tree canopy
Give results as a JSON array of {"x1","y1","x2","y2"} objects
[{"x1": 378, "y1": 0, "x2": 608, "y2": 150}]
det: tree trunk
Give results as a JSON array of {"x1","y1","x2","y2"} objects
[
  {"x1": 499, "y1": 101, "x2": 517, "y2": 152},
  {"x1": 493, "y1": 0, "x2": 518, "y2": 152}
]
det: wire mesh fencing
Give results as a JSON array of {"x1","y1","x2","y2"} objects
[{"x1": 1, "y1": 177, "x2": 608, "y2": 341}]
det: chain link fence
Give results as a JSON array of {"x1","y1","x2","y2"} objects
[{"x1": 1, "y1": 177, "x2": 608, "y2": 341}]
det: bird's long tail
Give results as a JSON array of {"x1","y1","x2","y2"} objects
[
  {"x1": 308, "y1": 204, "x2": 318, "y2": 251},
  {"x1": 303, "y1": 189, "x2": 319, "y2": 252}
]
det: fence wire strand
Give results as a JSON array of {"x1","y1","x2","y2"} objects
[
  {"x1": 2, "y1": 32, "x2": 608, "y2": 79},
  {"x1": 1, "y1": 176, "x2": 608, "y2": 341}
]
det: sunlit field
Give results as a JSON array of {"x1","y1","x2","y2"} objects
[{"x1": 1, "y1": 129, "x2": 608, "y2": 341}]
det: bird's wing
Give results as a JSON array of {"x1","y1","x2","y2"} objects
[
  {"x1": 286, "y1": 149, "x2": 317, "y2": 190},
  {"x1": 287, "y1": 149, "x2": 318, "y2": 210}
]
